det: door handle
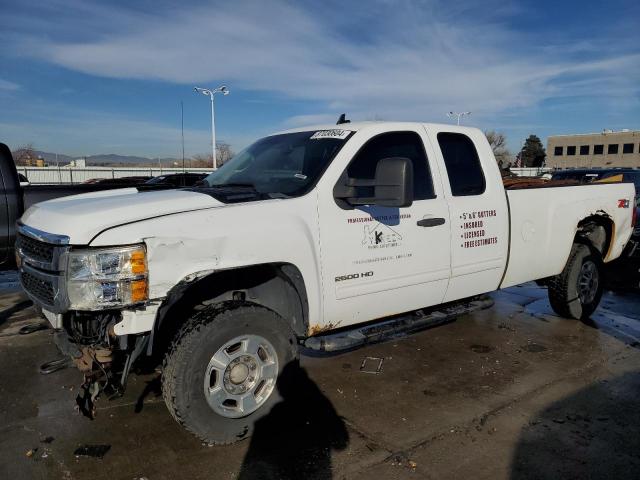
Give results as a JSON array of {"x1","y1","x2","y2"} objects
[{"x1": 417, "y1": 217, "x2": 446, "y2": 227}]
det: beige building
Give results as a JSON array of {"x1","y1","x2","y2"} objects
[{"x1": 547, "y1": 129, "x2": 640, "y2": 168}]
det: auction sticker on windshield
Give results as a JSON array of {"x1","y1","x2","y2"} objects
[{"x1": 310, "y1": 129, "x2": 351, "y2": 140}]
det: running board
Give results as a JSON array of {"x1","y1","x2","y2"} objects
[{"x1": 304, "y1": 295, "x2": 494, "y2": 352}]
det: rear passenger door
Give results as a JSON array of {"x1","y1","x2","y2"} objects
[{"x1": 426, "y1": 127, "x2": 509, "y2": 302}]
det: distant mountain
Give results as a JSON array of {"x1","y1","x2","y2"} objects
[
  {"x1": 85, "y1": 153, "x2": 153, "y2": 165},
  {"x1": 34, "y1": 150, "x2": 179, "y2": 166}
]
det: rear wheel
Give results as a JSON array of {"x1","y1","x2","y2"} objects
[
  {"x1": 162, "y1": 302, "x2": 298, "y2": 444},
  {"x1": 548, "y1": 243, "x2": 604, "y2": 320}
]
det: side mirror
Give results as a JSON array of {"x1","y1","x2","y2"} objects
[
  {"x1": 334, "y1": 157, "x2": 414, "y2": 208},
  {"x1": 373, "y1": 157, "x2": 414, "y2": 207}
]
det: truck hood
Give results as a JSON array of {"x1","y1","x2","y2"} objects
[{"x1": 20, "y1": 188, "x2": 224, "y2": 244}]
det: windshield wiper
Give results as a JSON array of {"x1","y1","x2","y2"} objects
[
  {"x1": 202, "y1": 182, "x2": 290, "y2": 200},
  {"x1": 209, "y1": 182, "x2": 257, "y2": 189}
]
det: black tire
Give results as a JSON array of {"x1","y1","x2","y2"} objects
[
  {"x1": 162, "y1": 301, "x2": 298, "y2": 445},
  {"x1": 548, "y1": 243, "x2": 604, "y2": 320}
]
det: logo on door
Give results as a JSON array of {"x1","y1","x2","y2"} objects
[{"x1": 362, "y1": 224, "x2": 402, "y2": 249}]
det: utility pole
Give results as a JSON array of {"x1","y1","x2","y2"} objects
[
  {"x1": 194, "y1": 85, "x2": 230, "y2": 169},
  {"x1": 181, "y1": 101, "x2": 185, "y2": 172}
]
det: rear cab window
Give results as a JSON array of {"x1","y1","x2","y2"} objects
[{"x1": 437, "y1": 132, "x2": 486, "y2": 196}]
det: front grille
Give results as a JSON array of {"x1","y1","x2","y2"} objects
[
  {"x1": 21, "y1": 270, "x2": 55, "y2": 305},
  {"x1": 16, "y1": 234, "x2": 55, "y2": 265}
]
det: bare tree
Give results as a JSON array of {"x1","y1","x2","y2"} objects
[
  {"x1": 190, "y1": 154, "x2": 212, "y2": 168},
  {"x1": 485, "y1": 131, "x2": 511, "y2": 169},
  {"x1": 191, "y1": 142, "x2": 235, "y2": 169},
  {"x1": 215, "y1": 142, "x2": 234, "y2": 166},
  {"x1": 11, "y1": 143, "x2": 36, "y2": 165}
]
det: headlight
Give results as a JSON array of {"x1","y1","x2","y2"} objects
[{"x1": 67, "y1": 244, "x2": 148, "y2": 310}]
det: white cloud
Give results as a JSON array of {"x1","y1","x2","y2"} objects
[
  {"x1": 3, "y1": 0, "x2": 639, "y2": 155},
  {"x1": 12, "y1": 0, "x2": 633, "y2": 124},
  {"x1": 0, "y1": 79, "x2": 20, "y2": 91}
]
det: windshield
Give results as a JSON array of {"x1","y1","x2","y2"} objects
[{"x1": 202, "y1": 130, "x2": 352, "y2": 197}]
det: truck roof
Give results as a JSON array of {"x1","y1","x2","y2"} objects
[{"x1": 277, "y1": 121, "x2": 481, "y2": 136}]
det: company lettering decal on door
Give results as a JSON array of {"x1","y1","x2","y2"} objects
[
  {"x1": 352, "y1": 253, "x2": 413, "y2": 266},
  {"x1": 459, "y1": 210, "x2": 498, "y2": 248},
  {"x1": 347, "y1": 213, "x2": 411, "y2": 224}
]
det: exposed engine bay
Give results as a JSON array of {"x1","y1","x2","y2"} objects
[{"x1": 52, "y1": 311, "x2": 148, "y2": 419}]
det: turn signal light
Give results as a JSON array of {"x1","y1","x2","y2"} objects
[{"x1": 130, "y1": 279, "x2": 148, "y2": 303}]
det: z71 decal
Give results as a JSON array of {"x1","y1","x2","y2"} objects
[{"x1": 618, "y1": 199, "x2": 630, "y2": 208}]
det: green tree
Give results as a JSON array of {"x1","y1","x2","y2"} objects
[{"x1": 518, "y1": 135, "x2": 546, "y2": 167}]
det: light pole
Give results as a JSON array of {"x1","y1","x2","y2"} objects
[
  {"x1": 194, "y1": 85, "x2": 229, "y2": 169},
  {"x1": 447, "y1": 111, "x2": 471, "y2": 125}
]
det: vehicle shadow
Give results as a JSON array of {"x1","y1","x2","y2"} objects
[
  {"x1": 0, "y1": 299, "x2": 33, "y2": 328},
  {"x1": 134, "y1": 375, "x2": 162, "y2": 413},
  {"x1": 237, "y1": 360, "x2": 349, "y2": 480},
  {"x1": 511, "y1": 371, "x2": 640, "y2": 479}
]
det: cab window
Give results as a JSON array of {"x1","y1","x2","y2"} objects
[
  {"x1": 437, "y1": 133, "x2": 486, "y2": 196},
  {"x1": 346, "y1": 131, "x2": 435, "y2": 200}
]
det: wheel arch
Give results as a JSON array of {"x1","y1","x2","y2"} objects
[
  {"x1": 574, "y1": 213, "x2": 614, "y2": 260},
  {"x1": 150, "y1": 263, "x2": 309, "y2": 357}
]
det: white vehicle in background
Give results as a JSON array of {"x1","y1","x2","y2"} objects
[{"x1": 16, "y1": 120, "x2": 636, "y2": 444}]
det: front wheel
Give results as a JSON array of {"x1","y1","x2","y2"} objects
[
  {"x1": 548, "y1": 243, "x2": 604, "y2": 320},
  {"x1": 162, "y1": 302, "x2": 298, "y2": 444}
]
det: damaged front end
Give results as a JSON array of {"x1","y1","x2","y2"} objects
[
  {"x1": 53, "y1": 312, "x2": 149, "y2": 418},
  {"x1": 16, "y1": 223, "x2": 151, "y2": 419}
]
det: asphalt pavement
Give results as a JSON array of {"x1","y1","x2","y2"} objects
[{"x1": 1, "y1": 273, "x2": 639, "y2": 480}]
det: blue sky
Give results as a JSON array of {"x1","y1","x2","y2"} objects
[{"x1": 0, "y1": 0, "x2": 638, "y2": 158}]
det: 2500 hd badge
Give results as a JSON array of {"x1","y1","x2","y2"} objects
[{"x1": 335, "y1": 271, "x2": 374, "y2": 282}]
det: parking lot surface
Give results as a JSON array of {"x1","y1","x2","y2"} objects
[{"x1": 1, "y1": 276, "x2": 639, "y2": 480}]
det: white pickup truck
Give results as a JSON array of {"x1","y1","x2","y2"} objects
[{"x1": 17, "y1": 121, "x2": 636, "y2": 444}]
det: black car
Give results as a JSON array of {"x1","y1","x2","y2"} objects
[
  {"x1": 145, "y1": 172, "x2": 209, "y2": 188},
  {"x1": 84, "y1": 176, "x2": 152, "y2": 186}
]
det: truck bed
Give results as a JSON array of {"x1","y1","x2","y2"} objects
[{"x1": 500, "y1": 182, "x2": 635, "y2": 288}]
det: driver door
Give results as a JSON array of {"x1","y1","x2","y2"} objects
[{"x1": 317, "y1": 128, "x2": 451, "y2": 329}]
